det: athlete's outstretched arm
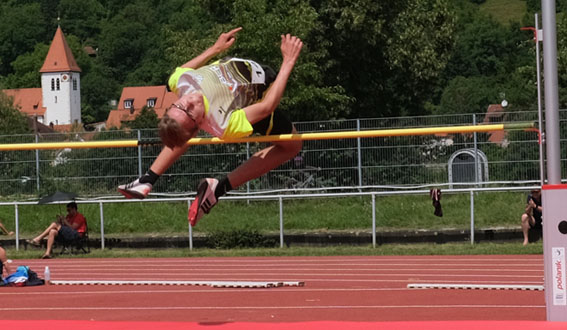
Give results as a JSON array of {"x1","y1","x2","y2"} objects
[
  {"x1": 148, "y1": 144, "x2": 191, "y2": 175},
  {"x1": 243, "y1": 34, "x2": 303, "y2": 124},
  {"x1": 181, "y1": 27, "x2": 242, "y2": 69}
]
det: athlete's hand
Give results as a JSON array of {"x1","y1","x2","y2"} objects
[
  {"x1": 280, "y1": 34, "x2": 303, "y2": 66},
  {"x1": 213, "y1": 27, "x2": 242, "y2": 53}
]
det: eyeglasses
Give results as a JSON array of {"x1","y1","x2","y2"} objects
[{"x1": 169, "y1": 103, "x2": 197, "y2": 125}]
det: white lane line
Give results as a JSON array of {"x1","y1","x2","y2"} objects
[
  {"x1": 19, "y1": 262, "x2": 544, "y2": 267},
  {"x1": 39, "y1": 278, "x2": 544, "y2": 285},
  {"x1": 0, "y1": 305, "x2": 546, "y2": 312},
  {"x1": 50, "y1": 280, "x2": 304, "y2": 288},
  {"x1": 17, "y1": 256, "x2": 543, "y2": 262},
  {"x1": 36, "y1": 272, "x2": 544, "y2": 278},
  {"x1": 22, "y1": 267, "x2": 545, "y2": 272},
  {"x1": 408, "y1": 283, "x2": 545, "y2": 291},
  {"x1": 0, "y1": 288, "x2": 412, "y2": 295}
]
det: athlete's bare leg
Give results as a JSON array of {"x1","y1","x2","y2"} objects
[{"x1": 227, "y1": 127, "x2": 301, "y2": 188}]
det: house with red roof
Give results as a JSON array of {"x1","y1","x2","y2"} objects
[
  {"x1": 105, "y1": 86, "x2": 177, "y2": 129},
  {"x1": 2, "y1": 27, "x2": 81, "y2": 132}
]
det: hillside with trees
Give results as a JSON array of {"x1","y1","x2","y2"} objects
[{"x1": 0, "y1": 0, "x2": 565, "y2": 128}]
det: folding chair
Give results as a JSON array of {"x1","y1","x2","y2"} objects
[{"x1": 58, "y1": 221, "x2": 90, "y2": 255}]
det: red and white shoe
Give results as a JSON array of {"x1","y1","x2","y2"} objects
[
  {"x1": 188, "y1": 178, "x2": 219, "y2": 226},
  {"x1": 118, "y1": 179, "x2": 152, "y2": 199}
]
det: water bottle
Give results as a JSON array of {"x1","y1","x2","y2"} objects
[{"x1": 44, "y1": 266, "x2": 51, "y2": 285}]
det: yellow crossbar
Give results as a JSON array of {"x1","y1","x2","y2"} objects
[{"x1": 0, "y1": 122, "x2": 535, "y2": 151}]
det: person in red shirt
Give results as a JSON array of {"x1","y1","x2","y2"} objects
[{"x1": 27, "y1": 202, "x2": 86, "y2": 259}]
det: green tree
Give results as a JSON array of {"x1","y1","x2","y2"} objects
[
  {"x1": 443, "y1": 13, "x2": 513, "y2": 78},
  {"x1": 315, "y1": 0, "x2": 455, "y2": 117},
  {"x1": 0, "y1": 2, "x2": 47, "y2": 76},
  {"x1": 0, "y1": 91, "x2": 30, "y2": 134},
  {"x1": 39, "y1": 0, "x2": 61, "y2": 39},
  {"x1": 1, "y1": 43, "x2": 49, "y2": 89},
  {"x1": 58, "y1": 0, "x2": 106, "y2": 43},
  {"x1": 0, "y1": 91, "x2": 34, "y2": 196},
  {"x1": 526, "y1": 0, "x2": 567, "y2": 14},
  {"x1": 437, "y1": 75, "x2": 500, "y2": 114},
  {"x1": 124, "y1": 106, "x2": 159, "y2": 129},
  {"x1": 80, "y1": 63, "x2": 119, "y2": 123},
  {"x1": 97, "y1": 0, "x2": 161, "y2": 83},
  {"x1": 434, "y1": 3, "x2": 534, "y2": 114},
  {"x1": 557, "y1": 12, "x2": 567, "y2": 107},
  {"x1": 165, "y1": 0, "x2": 353, "y2": 121}
]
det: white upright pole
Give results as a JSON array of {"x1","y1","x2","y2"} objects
[
  {"x1": 541, "y1": 0, "x2": 567, "y2": 322},
  {"x1": 535, "y1": 13, "x2": 545, "y2": 186}
]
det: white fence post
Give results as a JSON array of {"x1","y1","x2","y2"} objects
[
  {"x1": 372, "y1": 193, "x2": 376, "y2": 248},
  {"x1": 357, "y1": 119, "x2": 363, "y2": 188},
  {"x1": 35, "y1": 134, "x2": 40, "y2": 193},
  {"x1": 470, "y1": 190, "x2": 475, "y2": 245},
  {"x1": 99, "y1": 201, "x2": 105, "y2": 250},
  {"x1": 279, "y1": 197, "x2": 284, "y2": 248},
  {"x1": 14, "y1": 204, "x2": 19, "y2": 251},
  {"x1": 188, "y1": 199, "x2": 193, "y2": 250},
  {"x1": 137, "y1": 130, "x2": 143, "y2": 178}
]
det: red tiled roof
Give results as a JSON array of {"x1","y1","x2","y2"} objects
[
  {"x1": 117, "y1": 86, "x2": 177, "y2": 110},
  {"x1": 2, "y1": 88, "x2": 46, "y2": 116},
  {"x1": 106, "y1": 85, "x2": 177, "y2": 128},
  {"x1": 52, "y1": 124, "x2": 75, "y2": 132},
  {"x1": 26, "y1": 117, "x2": 54, "y2": 134},
  {"x1": 40, "y1": 27, "x2": 81, "y2": 73},
  {"x1": 483, "y1": 104, "x2": 506, "y2": 144}
]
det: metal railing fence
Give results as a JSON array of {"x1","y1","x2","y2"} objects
[
  {"x1": 1, "y1": 110, "x2": 563, "y2": 198},
  {"x1": 0, "y1": 185, "x2": 540, "y2": 251}
]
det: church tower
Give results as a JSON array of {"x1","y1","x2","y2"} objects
[{"x1": 39, "y1": 27, "x2": 81, "y2": 126}]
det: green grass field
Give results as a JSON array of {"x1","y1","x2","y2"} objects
[
  {"x1": 3, "y1": 241, "x2": 542, "y2": 260},
  {"x1": 0, "y1": 191, "x2": 529, "y2": 237},
  {"x1": 479, "y1": 0, "x2": 527, "y2": 25}
]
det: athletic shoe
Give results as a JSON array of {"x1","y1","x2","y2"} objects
[
  {"x1": 188, "y1": 178, "x2": 218, "y2": 226},
  {"x1": 117, "y1": 179, "x2": 152, "y2": 199}
]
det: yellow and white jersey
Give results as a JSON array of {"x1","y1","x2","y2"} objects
[{"x1": 168, "y1": 58, "x2": 269, "y2": 139}]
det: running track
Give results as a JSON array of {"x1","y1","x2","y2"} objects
[{"x1": 1, "y1": 254, "x2": 562, "y2": 329}]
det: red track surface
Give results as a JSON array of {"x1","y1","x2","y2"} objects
[{"x1": 0, "y1": 254, "x2": 556, "y2": 329}]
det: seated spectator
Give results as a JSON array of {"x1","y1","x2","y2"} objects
[
  {"x1": 0, "y1": 246, "x2": 11, "y2": 280},
  {"x1": 26, "y1": 202, "x2": 86, "y2": 259},
  {"x1": 521, "y1": 189, "x2": 542, "y2": 246},
  {"x1": 0, "y1": 221, "x2": 14, "y2": 236}
]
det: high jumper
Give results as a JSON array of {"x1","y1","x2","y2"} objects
[{"x1": 118, "y1": 27, "x2": 303, "y2": 226}]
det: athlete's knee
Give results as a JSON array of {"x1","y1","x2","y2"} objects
[
  {"x1": 285, "y1": 126, "x2": 302, "y2": 155},
  {"x1": 283, "y1": 139, "x2": 302, "y2": 156}
]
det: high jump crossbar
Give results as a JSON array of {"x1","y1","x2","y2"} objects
[{"x1": 0, "y1": 122, "x2": 535, "y2": 151}]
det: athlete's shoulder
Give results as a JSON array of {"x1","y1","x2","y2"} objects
[{"x1": 168, "y1": 67, "x2": 194, "y2": 94}]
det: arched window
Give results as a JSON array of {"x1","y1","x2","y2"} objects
[
  {"x1": 51, "y1": 78, "x2": 55, "y2": 91},
  {"x1": 56, "y1": 78, "x2": 60, "y2": 90}
]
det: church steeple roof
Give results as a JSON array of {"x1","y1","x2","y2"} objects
[{"x1": 40, "y1": 26, "x2": 81, "y2": 73}]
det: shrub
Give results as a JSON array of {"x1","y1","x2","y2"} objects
[{"x1": 205, "y1": 229, "x2": 277, "y2": 249}]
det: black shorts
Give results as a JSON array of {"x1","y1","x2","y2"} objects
[
  {"x1": 251, "y1": 64, "x2": 294, "y2": 136},
  {"x1": 529, "y1": 217, "x2": 543, "y2": 229},
  {"x1": 252, "y1": 110, "x2": 294, "y2": 136},
  {"x1": 57, "y1": 226, "x2": 79, "y2": 243},
  {"x1": 222, "y1": 59, "x2": 294, "y2": 136}
]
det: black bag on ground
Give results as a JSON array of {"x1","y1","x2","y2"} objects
[{"x1": 25, "y1": 269, "x2": 45, "y2": 286}]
